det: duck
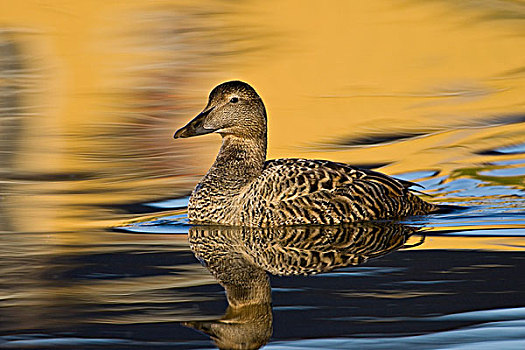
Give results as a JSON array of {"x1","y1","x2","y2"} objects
[{"x1": 174, "y1": 81, "x2": 437, "y2": 227}]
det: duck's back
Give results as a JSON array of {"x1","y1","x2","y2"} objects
[{"x1": 237, "y1": 158, "x2": 436, "y2": 226}]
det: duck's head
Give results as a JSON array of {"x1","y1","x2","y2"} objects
[{"x1": 174, "y1": 81, "x2": 267, "y2": 140}]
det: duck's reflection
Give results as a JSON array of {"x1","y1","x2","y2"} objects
[{"x1": 184, "y1": 223, "x2": 422, "y2": 350}]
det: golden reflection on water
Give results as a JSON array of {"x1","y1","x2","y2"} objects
[{"x1": 0, "y1": 0, "x2": 524, "y2": 251}]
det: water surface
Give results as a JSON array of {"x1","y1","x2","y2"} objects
[{"x1": 1, "y1": 0, "x2": 524, "y2": 349}]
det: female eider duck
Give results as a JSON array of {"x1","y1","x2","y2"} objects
[{"x1": 174, "y1": 81, "x2": 436, "y2": 227}]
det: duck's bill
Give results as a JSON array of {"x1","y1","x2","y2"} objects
[{"x1": 173, "y1": 107, "x2": 216, "y2": 139}]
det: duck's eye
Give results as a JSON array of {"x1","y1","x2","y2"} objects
[{"x1": 230, "y1": 97, "x2": 239, "y2": 103}]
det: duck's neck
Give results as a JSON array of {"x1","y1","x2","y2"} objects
[{"x1": 204, "y1": 133, "x2": 267, "y2": 193}]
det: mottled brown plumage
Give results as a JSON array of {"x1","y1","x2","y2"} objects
[{"x1": 174, "y1": 81, "x2": 436, "y2": 227}]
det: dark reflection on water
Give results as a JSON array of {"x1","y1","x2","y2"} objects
[
  {"x1": 184, "y1": 223, "x2": 416, "y2": 349},
  {"x1": 0, "y1": 33, "x2": 25, "y2": 233},
  {"x1": 1, "y1": 225, "x2": 525, "y2": 349}
]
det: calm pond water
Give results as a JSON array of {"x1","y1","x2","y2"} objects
[{"x1": 1, "y1": 1, "x2": 525, "y2": 349}]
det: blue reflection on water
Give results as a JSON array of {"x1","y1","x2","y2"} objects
[
  {"x1": 496, "y1": 143, "x2": 525, "y2": 154},
  {"x1": 480, "y1": 167, "x2": 525, "y2": 177}
]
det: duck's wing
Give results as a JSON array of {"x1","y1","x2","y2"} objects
[
  {"x1": 246, "y1": 158, "x2": 428, "y2": 224},
  {"x1": 262, "y1": 158, "x2": 411, "y2": 197}
]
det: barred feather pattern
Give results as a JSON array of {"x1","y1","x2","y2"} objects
[{"x1": 189, "y1": 157, "x2": 436, "y2": 227}]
